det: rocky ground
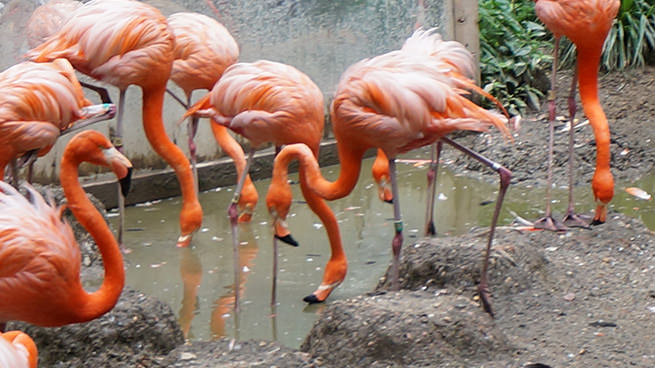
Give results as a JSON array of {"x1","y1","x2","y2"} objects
[{"x1": 5, "y1": 65, "x2": 655, "y2": 367}]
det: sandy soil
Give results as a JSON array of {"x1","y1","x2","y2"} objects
[{"x1": 5, "y1": 66, "x2": 655, "y2": 367}]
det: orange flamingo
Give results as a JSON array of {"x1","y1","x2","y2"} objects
[
  {"x1": 167, "y1": 11, "x2": 258, "y2": 221},
  {"x1": 25, "y1": 0, "x2": 81, "y2": 48},
  {"x1": 25, "y1": 0, "x2": 203, "y2": 247},
  {"x1": 0, "y1": 331, "x2": 37, "y2": 368},
  {"x1": 265, "y1": 28, "x2": 512, "y2": 313},
  {"x1": 0, "y1": 130, "x2": 132, "y2": 328},
  {"x1": 534, "y1": 0, "x2": 619, "y2": 229},
  {"x1": 0, "y1": 59, "x2": 115, "y2": 185},
  {"x1": 183, "y1": 60, "x2": 330, "y2": 308}
]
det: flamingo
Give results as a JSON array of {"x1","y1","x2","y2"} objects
[
  {"x1": 25, "y1": 0, "x2": 203, "y2": 247},
  {"x1": 25, "y1": 0, "x2": 81, "y2": 48},
  {"x1": 0, "y1": 59, "x2": 115, "y2": 185},
  {"x1": 265, "y1": 28, "x2": 512, "y2": 314},
  {"x1": 0, "y1": 331, "x2": 38, "y2": 368},
  {"x1": 0, "y1": 130, "x2": 132, "y2": 329},
  {"x1": 183, "y1": 59, "x2": 331, "y2": 308},
  {"x1": 534, "y1": 0, "x2": 619, "y2": 230},
  {"x1": 167, "y1": 11, "x2": 258, "y2": 222}
]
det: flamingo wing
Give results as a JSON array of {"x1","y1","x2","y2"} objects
[
  {"x1": 26, "y1": 0, "x2": 175, "y2": 90},
  {"x1": 332, "y1": 30, "x2": 508, "y2": 157},
  {"x1": 210, "y1": 60, "x2": 324, "y2": 149},
  {"x1": 168, "y1": 12, "x2": 239, "y2": 94}
]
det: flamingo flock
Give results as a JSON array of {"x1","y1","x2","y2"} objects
[{"x1": 0, "y1": 0, "x2": 620, "y2": 364}]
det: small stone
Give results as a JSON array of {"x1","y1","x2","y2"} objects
[
  {"x1": 179, "y1": 352, "x2": 196, "y2": 361},
  {"x1": 563, "y1": 293, "x2": 576, "y2": 301}
]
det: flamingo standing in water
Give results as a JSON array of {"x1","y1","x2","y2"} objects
[
  {"x1": 183, "y1": 60, "x2": 333, "y2": 308},
  {"x1": 26, "y1": 0, "x2": 203, "y2": 247},
  {"x1": 0, "y1": 130, "x2": 132, "y2": 329},
  {"x1": 266, "y1": 28, "x2": 512, "y2": 314},
  {"x1": 0, "y1": 331, "x2": 38, "y2": 368},
  {"x1": 0, "y1": 59, "x2": 115, "y2": 185},
  {"x1": 534, "y1": 0, "x2": 619, "y2": 230},
  {"x1": 167, "y1": 11, "x2": 259, "y2": 221}
]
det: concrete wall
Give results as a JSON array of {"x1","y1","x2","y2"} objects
[{"x1": 0, "y1": 0, "x2": 477, "y2": 189}]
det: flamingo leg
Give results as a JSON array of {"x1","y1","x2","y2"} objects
[
  {"x1": 534, "y1": 37, "x2": 566, "y2": 231},
  {"x1": 561, "y1": 70, "x2": 591, "y2": 228},
  {"x1": 9, "y1": 159, "x2": 19, "y2": 188},
  {"x1": 388, "y1": 158, "x2": 403, "y2": 291},
  {"x1": 271, "y1": 236, "x2": 279, "y2": 307},
  {"x1": 186, "y1": 95, "x2": 200, "y2": 194},
  {"x1": 424, "y1": 141, "x2": 443, "y2": 236},
  {"x1": 441, "y1": 136, "x2": 511, "y2": 317},
  {"x1": 166, "y1": 88, "x2": 189, "y2": 109},
  {"x1": 113, "y1": 89, "x2": 127, "y2": 250},
  {"x1": 229, "y1": 148, "x2": 255, "y2": 312}
]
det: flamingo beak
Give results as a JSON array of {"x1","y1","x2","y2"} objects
[
  {"x1": 103, "y1": 146, "x2": 133, "y2": 197},
  {"x1": 270, "y1": 210, "x2": 299, "y2": 247}
]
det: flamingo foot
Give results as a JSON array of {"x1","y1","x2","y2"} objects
[
  {"x1": 562, "y1": 211, "x2": 591, "y2": 229},
  {"x1": 478, "y1": 283, "x2": 494, "y2": 318},
  {"x1": 177, "y1": 233, "x2": 193, "y2": 248},
  {"x1": 303, "y1": 281, "x2": 342, "y2": 304},
  {"x1": 533, "y1": 216, "x2": 567, "y2": 232}
]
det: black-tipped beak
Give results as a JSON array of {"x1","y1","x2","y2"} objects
[
  {"x1": 275, "y1": 234, "x2": 299, "y2": 247},
  {"x1": 590, "y1": 219, "x2": 605, "y2": 226},
  {"x1": 119, "y1": 167, "x2": 133, "y2": 197},
  {"x1": 384, "y1": 198, "x2": 393, "y2": 204}
]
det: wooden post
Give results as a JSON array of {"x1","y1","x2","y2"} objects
[{"x1": 453, "y1": 0, "x2": 481, "y2": 82}]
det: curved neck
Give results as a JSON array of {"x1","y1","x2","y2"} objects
[
  {"x1": 577, "y1": 47, "x2": 610, "y2": 173},
  {"x1": 273, "y1": 142, "x2": 365, "y2": 201},
  {"x1": 142, "y1": 84, "x2": 196, "y2": 203},
  {"x1": 60, "y1": 154, "x2": 124, "y2": 321}
]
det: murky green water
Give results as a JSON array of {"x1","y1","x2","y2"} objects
[{"x1": 109, "y1": 148, "x2": 655, "y2": 348}]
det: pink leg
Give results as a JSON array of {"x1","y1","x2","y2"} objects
[
  {"x1": 441, "y1": 137, "x2": 512, "y2": 318},
  {"x1": 561, "y1": 70, "x2": 591, "y2": 228},
  {"x1": 424, "y1": 141, "x2": 443, "y2": 236},
  {"x1": 534, "y1": 37, "x2": 566, "y2": 231},
  {"x1": 388, "y1": 158, "x2": 403, "y2": 291}
]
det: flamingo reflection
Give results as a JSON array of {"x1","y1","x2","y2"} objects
[{"x1": 177, "y1": 247, "x2": 202, "y2": 339}]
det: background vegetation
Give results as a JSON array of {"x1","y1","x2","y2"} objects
[{"x1": 479, "y1": 0, "x2": 655, "y2": 115}]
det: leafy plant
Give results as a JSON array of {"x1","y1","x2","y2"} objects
[
  {"x1": 479, "y1": 0, "x2": 553, "y2": 115},
  {"x1": 560, "y1": 0, "x2": 655, "y2": 70}
]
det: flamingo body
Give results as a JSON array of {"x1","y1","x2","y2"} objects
[
  {"x1": 168, "y1": 12, "x2": 239, "y2": 95},
  {"x1": 26, "y1": 0, "x2": 203, "y2": 241},
  {"x1": 0, "y1": 130, "x2": 131, "y2": 327},
  {"x1": 185, "y1": 60, "x2": 336, "y2": 304},
  {"x1": 0, "y1": 59, "x2": 100, "y2": 179},
  {"x1": 535, "y1": 0, "x2": 619, "y2": 223},
  {"x1": 26, "y1": 0, "x2": 82, "y2": 48}
]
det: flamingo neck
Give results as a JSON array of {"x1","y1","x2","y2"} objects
[
  {"x1": 577, "y1": 48, "x2": 610, "y2": 174},
  {"x1": 142, "y1": 84, "x2": 201, "y2": 235},
  {"x1": 60, "y1": 154, "x2": 124, "y2": 321},
  {"x1": 274, "y1": 142, "x2": 364, "y2": 201}
]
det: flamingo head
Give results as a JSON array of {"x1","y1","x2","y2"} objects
[
  {"x1": 67, "y1": 130, "x2": 133, "y2": 196},
  {"x1": 591, "y1": 169, "x2": 614, "y2": 225},
  {"x1": 266, "y1": 178, "x2": 298, "y2": 247}
]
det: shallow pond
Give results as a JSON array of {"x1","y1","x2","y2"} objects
[{"x1": 109, "y1": 147, "x2": 655, "y2": 349}]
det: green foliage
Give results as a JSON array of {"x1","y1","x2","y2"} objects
[
  {"x1": 479, "y1": 0, "x2": 552, "y2": 115},
  {"x1": 560, "y1": 0, "x2": 655, "y2": 70}
]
